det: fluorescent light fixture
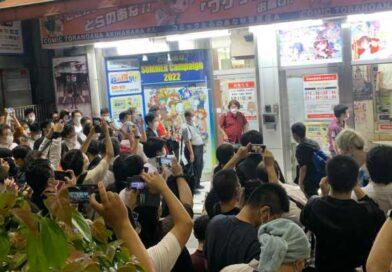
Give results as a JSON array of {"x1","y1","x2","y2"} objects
[
  {"x1": 94, "y1": 38, "x2": 169, "y2": 55},
  {"x1": 166, "y1": 30, "x2": 230, "y2": 41},
  {"x1": 347, "y1": 11, "x2": 392, "y2": 22}
]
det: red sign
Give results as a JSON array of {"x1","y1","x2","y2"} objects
[
  {"x1": 38, "y1": 0, "x2": 392, "y2": 48},
  {"x1": 304, "y1": 74, "x2": 338, "y2": 82},
  {"x1": 228, "y1": 81, "x2": 255, "y2": 89}
]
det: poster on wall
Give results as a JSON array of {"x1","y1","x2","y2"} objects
[
  {"x1": 3, "y1": 69, "x2": 31, "y2": 92},
  {"x1": 110, "y1": 95, "x2": 144, "y2": 122},
  {"x1": 221, "y1": 80, "x2": 259, "y2": 131},
  {"x1": 52, "y1": 55, "x2": 92, "y2": 116},
  {"x1": 305, "y1": 122, "x2": 329, "y2": 153},
  {"x1": 108, "y1": 70, "x2": 141, "y2": 96},
  {"x1": 303, "y1": 74, "x2": 339, "y2": 120},
  {"x1": 38, "y1": 0, "x2": 392, "y2": 48},
  {"x1": 351, "y1": 20, "x2": 392, "y2": 62},
  {"x1": 107, "y1": 59, "x2": 139, "y2": 71},
  {"x1": 0, "y1": 21, "x2": 23, "y2": 54},
  {"x1": 353, "y1": 65, "x2": 373, "y2": 101},
  {"x1": 140, "y1": 50, "x2": 215, "y2": 171},
  {"x1": 279, "y1": 22, "x2": 342, "y2": 66}
]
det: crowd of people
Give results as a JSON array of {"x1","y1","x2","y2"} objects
[{"x1": 0, "y1": 101, "x2": 390, "y2": 272}]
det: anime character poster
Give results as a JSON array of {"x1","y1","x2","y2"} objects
[
  {"x1": 110, "y1": 95, "x2": 144, "y2": 122},
  {"x1": 144, "y1": 85, "x2": 214, "y2": 172},
  {"x1": 351, "y1": 20, "x2": 392, "y2": 62},
  {"x1": 279, "y1": 22, "x2": 342, "y2": 66},
  {"x1": 52, "y1": 56, "x2": 92, "y2": 116}
]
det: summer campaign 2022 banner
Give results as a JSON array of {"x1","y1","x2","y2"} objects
[{"x1": 40, "y1": 0, "x2": 392, "y2": 47}]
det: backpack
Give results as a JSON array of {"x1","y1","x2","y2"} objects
[{"x1": 311, "y1": 149, "x2": 329, "y2": 183}]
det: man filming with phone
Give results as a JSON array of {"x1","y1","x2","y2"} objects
[{"x1": 182, "y1": 110, "x2": 204, "y2": 190}]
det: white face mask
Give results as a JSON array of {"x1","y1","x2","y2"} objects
[
  {"x1": 230, "y1": 108, "x2": 238, "y2": 114},
  {"x1": 6, "y1": 135, "x2": 13, "y2": 146},
  {"x1": 104, "y1": 116, "x2": 111, "y2": 122},
  {"x1": 74, "y1": 117, "x2": 82, "y2": 125}
]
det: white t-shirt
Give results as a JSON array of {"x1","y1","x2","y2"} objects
[
  {"x1": 0, "y1": 143, "x2": 17, "y2": 150},
  {"x1": 84, "y1": 159, "x2": 110, "y2": 185},
  {"x1": 221, "y1": 259, "x2": 258, "y2": 272},
  {"x1": 147, "y1": 232, "x2": 182, "y2": 272},
  {"x1": 362, "y1": 182, "x2": 392, "y2": 216}
]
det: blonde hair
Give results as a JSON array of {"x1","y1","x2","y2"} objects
[{"x1": 335, "y1": 129, "x2": 365, "y2": 152}]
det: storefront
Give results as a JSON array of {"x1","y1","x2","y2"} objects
[{"x1": 2, "y1": 0, "x2": 392, "y2": 179}]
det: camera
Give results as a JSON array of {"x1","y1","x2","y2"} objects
[
  {"x1": 54, "y1": 171, "x2": 72, "y2": 181},
  {"x1": 250, "y1": 144, "x2": 266, "y2": 154},
  {"x1": 68, "y1": 185, "x2": 98, "y2": 204}
]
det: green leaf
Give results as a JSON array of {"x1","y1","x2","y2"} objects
[
  {"x1": 71, "y1": 210, "x2": 92, "y2": 242},
  {"x1": 44, "y1": 187, "x2": 73, "y2": 226},
  {"x1": 91, "y1": 217, "x2": 111, "y2": 244},
  {"x1": 0, "y1": 192, "x2": 17, "y2": 217},
  {"x1": 41, "y1": 217, "x2": 69, "y2": 269},
  {"x1": 25, "y1": 230, "x2": 49, "y2": 272},
  {"x1": 11, "y1": 208, "x2": 38, "y2": 234},
  {"x1": 0, "y1": 232, "x2": 10, "y2": 261}
]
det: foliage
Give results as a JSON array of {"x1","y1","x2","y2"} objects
[{"x1": 0, "y1": 189, "x2": 145, "y2": 271}]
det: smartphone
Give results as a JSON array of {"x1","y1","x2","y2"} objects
[
  {"x1": 127, "y1": 176, "x2": 146, "y2": 190},
  {"x1": 250, "y1": 144, "x2": 266, "y2": 154},
  {"x1": 6, "y1": 108, "x2": 14, "y2": 115},
  {"x1": 68, "y1": 185, "x2": 98, "y2": 204},
  {"x1": 54, "y1": 171, "x2": 72, "y2": 181},
  {"x1": 92, "y1": 117, "x2": 102, "y2": 133},
  {"x1": 160, "y1": 156, "x2": 173, "y2": 168}
]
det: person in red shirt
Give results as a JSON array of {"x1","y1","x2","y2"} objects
[{"x1": 219, "y1": 100, "x2": 248, "y2": 144}]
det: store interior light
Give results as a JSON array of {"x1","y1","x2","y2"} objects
[
  {"x1": 166, "y1": 30, "x2": 230, "y2": 41},
  {"x1": 274, "y1": 19, "x2": 324, "y2": 30},
  {"x1": 347, "y1": 11, "x2": 392, "y2": 22},
  {"x1": 94, "y1": 38, "x2": 169, "y2": 55}
]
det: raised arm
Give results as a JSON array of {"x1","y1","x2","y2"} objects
[
  {"x1": 90, "y1": 182, "x2": 155, "y2": 272},
  {"x1": 263, "y1": 149, "x2": 278, "y2": 183},
  {"x1": 102, "y1": 119, "x2": 114, "y2": 161},
  {"x1": 171, "y1": 158, "x2": 193, "y2": 208},
  {"x1": 222, "y1": 144, "x2": 250, "y2": 170},
  {"x1": 141, "y1": 172, "x2": 193, "y2": 248},
  {"x1": 366, "y1": 217, "x2": 392, "y2": 272},
  {"x1": 81, "y1": 126, "x2": 96, "y2": 154}
]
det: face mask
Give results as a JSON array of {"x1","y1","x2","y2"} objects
[
  {"x1": 74, "y1": 117, "x2": 82, "y2": 125},
  {"x1": 6, "y1": 135, "x2": 14, "y2": 146},
  {"x1": 230, "y1": 108, "x2": 238, "y2": 114},
  {"x1": 65, "y1": 135, "x2": 77, "y2": 145}
]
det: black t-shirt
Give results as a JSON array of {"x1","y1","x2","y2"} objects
[
  {"x1": 210, "y1": 204, "x2": 240, "y2": 218},
  {"x1": 295, "y1": 138, "x2": 320, "y2": 196},
  {"x1": 204, "y1": 215, "x2": 260, "y2": 272},
  {"x1": 300, "y1": 196, "x2": 385, "y2": 272}
]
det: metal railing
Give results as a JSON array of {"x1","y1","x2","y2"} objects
[{"x1": 12, "y1": 104, "x2": 51, "y2": 122}]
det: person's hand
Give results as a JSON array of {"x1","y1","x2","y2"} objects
[
  {"x1": 63, "y1": 170, "x2": 77, "y2": 187},
  {"x1": 101, "y1": 118, "x2": 109, "y2": 133},
  {"x1": 223, "y1": 134, "x2": 229, "y2": 142},
  {"x1": 189, "y1": 153, "x2": 195, "y2": 163},
  {"x1": 319, "y1": 177, "x2": 330, "y2": 197},
  {"x1": 90, "y1": 182, "x2": 130, "y2": 232},
  {"x1": 172, "y1": 157, "x2": 183, "y2": 176},
  {"x1": 140, "y1": 172, "x2": 168, "y2": 194},
  {"x1": 0, "y1": 159, "x2": 10, "y2": 174},
  {"x1": 235, "y1": 143, "x2": 251, "y2": 161},
  {"x1": 262, "y1": 149, "x2": 275, "y2": 168},
  {"x1": 53, "y1": 122, "x2": 64, "y2": 133},
  {"x1": 88, "y1": 125, "x2": 96, "y2": 137},
  {"x1": 4, "y1": 178, "x2": 18, "y2": 194}
]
